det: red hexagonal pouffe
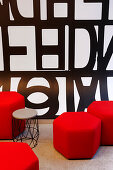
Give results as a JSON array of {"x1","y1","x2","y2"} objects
[
  {"x1": 53, "y1": 112, "x2": 101, "y2": 159},
  {"x1": 0, "y1": 142, "x2": 39, "y2": 170},
  {"x1": 0, "y1": 91, "x2": 25, "y2": 139},
  {"x1": 88, "y1": 101, "x2": 113, "y2": 145}
]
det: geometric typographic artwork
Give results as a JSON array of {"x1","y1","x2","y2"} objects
[{"x1": 0, "y1": 0, "x2": 113, "y2": 118}]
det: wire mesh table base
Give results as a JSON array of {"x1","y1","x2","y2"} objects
[{"x1": 12, "y1": 118, "x2": 39, "y2": 149}]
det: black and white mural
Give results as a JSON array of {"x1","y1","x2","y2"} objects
[{"x1": 0, "y1": 0, "x2": 113, "y2": 118}]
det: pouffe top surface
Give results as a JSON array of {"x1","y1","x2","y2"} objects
[
  {"x1": 0, "y1": 142, "x2": 39, "y2": 170},
  {"x1": 0, "y1": 92, "x2": 23, "y2": 104},
  {"x1": 54, "y1": 112, "x2": 101, "y2": 131},
  {"x1": 88, "y1": 101, "x2": 113, "y2": 117}
]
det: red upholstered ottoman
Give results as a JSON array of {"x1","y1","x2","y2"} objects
[
  {"x1": 0, "y1": 142, "x2": 39, "y2": 170},
  {"x1": 53, "y1": 112, "x2": 101, "y2": 159},
  {"x1": 0, "y1": 91, "x2": 25, "y2": 139},
  {"x1": 87, "y1": 101, "x2": 113, "y2": 145}
]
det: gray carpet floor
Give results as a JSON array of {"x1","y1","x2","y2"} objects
[{"x1": 1, "y1": 123, "x2": 113, "y2": 170}]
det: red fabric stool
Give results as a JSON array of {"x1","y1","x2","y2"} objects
[
  {"x1": 53, "y1": 112, "x2": 101, "y2": 159},
  {"x1": 0, "y1": 91, "x2": 25, "y2": 139},
  {"x1": 87, "y1": 101, "x2": 113, "y2": 145},
  {"x1": 0, "y1": 142, "x2": 39, "y2": 170}
]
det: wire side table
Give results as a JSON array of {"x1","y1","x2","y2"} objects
[{"x1": 12, "y1": 108, "x2": 39, "y2": 149}]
